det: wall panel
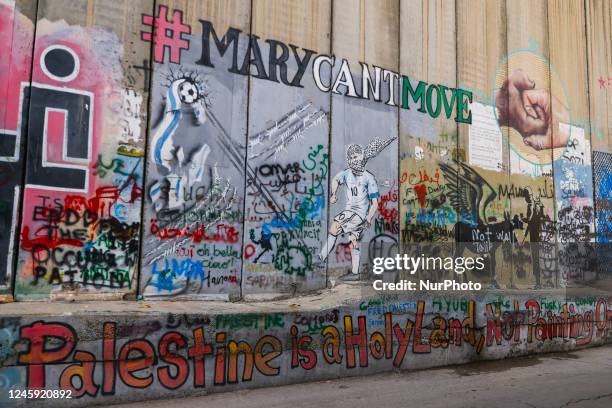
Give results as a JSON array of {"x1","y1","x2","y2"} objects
[
  {"x1": 0, "y1": 0, "x2": 36, "y2": 301},
  {"x1": 548, "y1": 0, "x2": 596, "y2": 285},
  {"x1": 399, "y1": 0, "x2": 458, "y2": 285},
  {"x1": 140, "y1": 0, "x2": 250, "y2": 300},
  {"x1": 0, "y1": 0, "x2": 608, "y2": 302},
  {"x1": 505, "y1": 0, "x2": 556, "y2": 288},
  {"x1": 586, "y1": 0, "x2": 611, "y2": 153},
  {"x1": 240, "y1": 0, "x2": 332, "y2": 296},
  {"x1": 457, "y1": 0, "x2": 511, "y2": 288},
  {"x1": 15, "y1": 0, "x2": 152, "y2": 300},
  {"x1": 327, "y1": 0, "x2": 400, "y2": 282}
]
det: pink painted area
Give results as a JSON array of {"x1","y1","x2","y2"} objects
[
  {"x1": 18, "y1": 35, "x2": 106, "y2": 256},
  {"x1": 44, "y1": 109, "x2": 67, "y2": 164},
  {"x1": 0, "y1": 2, "x2": 33, "y2": 134},
  {"x1": 7, "y1": 5, "x2": 130, "y2": 289}
]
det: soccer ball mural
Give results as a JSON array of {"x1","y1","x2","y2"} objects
[{"x1": 178, "y1": 79, "x2": 200, "y2": 104}]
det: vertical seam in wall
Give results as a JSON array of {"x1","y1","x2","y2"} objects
[
  {"x1": 606, "y1": 0, "x2": 612, "y2": 152},
  {"x1": 583, "y1": 0, "x2": 598, "y2": 248},
  {"x1": 2, "y1": 0, "x2": 20, "y2": 290},
  {"x1": 11, "y1": 0, "x2": 41, "y2": 298},
  {"x1": 360, "y1": 0, "x2": 365, "y2": 63},
  {"x1": 135, "y1": 0, "x2": 157, "y2": 299},
  {"x1": 239, "y1": 0, "x2": 254, "y2": 300},
  {"x1": 397, "y1": 0, "x2": 401, "y2": 255},
  {"x1": 324, "y1": 0, "x2": 333, "y2": 286},
  {"x1": 503, "y1": 0, "x2": 513, "y2": 285},
  {"x1": 608, "y1": 0, "x2": 612, "y2": 152},
  {"x1": 454, "y1": 0, "x2": 459, "y2": 244},
  {"x1": 544, "y1": 0, "x2": 560, "y2": 287}
]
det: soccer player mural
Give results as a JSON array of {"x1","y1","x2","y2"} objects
[
  {"x1": 320, "y1": 137, "x2": 396, "y2": 280},
  {"x1": 148, "y1": 76, "x2": 212, "y2": 213}
]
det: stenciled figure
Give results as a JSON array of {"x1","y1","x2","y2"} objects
[
  {"x1": 149, "y1": 76, "x2": 210, "y2": 212},
  {"x1": 249, "y1": 227, "x2": 273, "y2": 263},
  {"x1": 522, "y1": 194, "x2": 546, "y2": 289},
  {"x1": 319, "y1": 137, "x2": 395, "y2": 280}
]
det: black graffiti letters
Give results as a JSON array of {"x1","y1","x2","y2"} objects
[
  {"x1": 0, "y1": 129, "x2": 17, "y2": 157},
  {"x1": 197, "y1": 20, "x2": 242, "y2": 71},
  {"x1": 196, "y1": 19, "x2": 315, "y2": 88},
  {"x1": 25, "y1": 85, "x2": 92, "y2": 191}
]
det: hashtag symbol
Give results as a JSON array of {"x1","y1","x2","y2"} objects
[{"x1": 142, "y1": 5, "x2": 191, "y2": 64}]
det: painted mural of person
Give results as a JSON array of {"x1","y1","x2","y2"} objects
[
  {"x1": 149, "y1": 77, "x2": 210, "y2": 212},
  {"x1": 522, "y1": 195, "x2": 546, "y2": 289},
  {"x1": 319, "y1": 137, "x2": 395, "y2": 281},
  {"x1": 249, "y1": 227, "x2": 273, "y2": 263}
]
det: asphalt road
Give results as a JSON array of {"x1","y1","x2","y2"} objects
[{"x1": 109, "y1": 344, "x2": 612, "y2": 408}]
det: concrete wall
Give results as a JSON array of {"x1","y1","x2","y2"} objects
[
  {"x1": 0, "y1": 0, "x2": 36, "y2": 300},
  {"x1": 0, "y1": 291, "x2": 611, "y2": 406},
  {"x1": 4, "y1": 0, "x2": 151, "y2": 301},
  {"x1": 0, "y1": 0, "x2": 611, "y2": 404},
  {"x1": 140, "y1": 1, "x2": 250, "y2": 299},
  {"x1": 0, "y1": 0, "x2": 610, "y2": 300}
]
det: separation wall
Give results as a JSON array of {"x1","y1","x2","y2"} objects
[
  {"x1": 0, "y1": 0, "x2": 609, "y2": 300},
  {"x1": 0, "y1": 291, "x2": 611, "y2": 406}
]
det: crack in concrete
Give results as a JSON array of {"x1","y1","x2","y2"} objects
[{"x1": 559, "y1": 392, "x2": 612, "y2": 407}]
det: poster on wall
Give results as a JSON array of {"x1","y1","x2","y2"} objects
[{"x1": 468, "y1": 102, "x2": 503, "y2": 172}]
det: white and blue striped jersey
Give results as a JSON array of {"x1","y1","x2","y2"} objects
[{"x1": 335, "y1": 169, "x2": 380, "y2": 219}]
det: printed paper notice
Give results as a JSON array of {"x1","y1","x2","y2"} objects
[{"x1": 468, "y1": 102, "x2": 503, "y2": 172}]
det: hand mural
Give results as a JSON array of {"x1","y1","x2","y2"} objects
[{"x1": 496, "y1": 69, "x2": 570, "y2": 150}]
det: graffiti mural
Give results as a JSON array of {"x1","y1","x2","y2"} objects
[
  {"x1": 0, "y1": 294, "x2": 610, "y2": 406},
  {"x1": 594, "y1": 151, "x2": 612, "y2": 276},
  {"x1": 140, "y1": 7, "x2": 248, "y2": 299},
  {"x1": 321, "y1": 138, "x2": 395, "y2": 280},
  {"x1": 328, "y1": 42, "x2": 400, "y2": 280},
  {"x1": 240, "y1": 3, "x2": 331, "y2": 296},
  {"x1": 13, "y1": 1, "x2": 149, "y2": 300},
  {"x1": 594, "y1": 152, "x2": 612, "y2": 244},
  {"x1": 553, "y1": 124, "x2": 596, "y2": 285},
  {"x1": 0, "y1": 0, "x2": 606, "y2": 301},
  {"x1": 0, "y1": 0, "x2": 35, "y2": 300},
  {"x1": 0, "y1": 0, "x2": 609, "y2": 405}
]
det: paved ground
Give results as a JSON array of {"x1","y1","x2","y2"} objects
[{"x1": 109, "y1": 344, "x2": 612, "y2": 408}]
